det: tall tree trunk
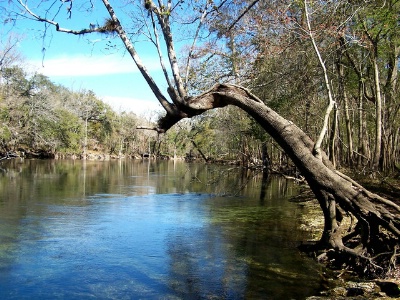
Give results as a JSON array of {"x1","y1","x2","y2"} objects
[
  {"x1": 343, "y1": 91, "x2": 353, "y2": 166},
  {"x1": 358, "y1": 82, "x2": 370, "y2": 168},
  {"x1": 328, "y1": 103, "x2": 338, "y2": 168},
  {"x1": 372, "y1": 50, "x2": 383, "y2": 171},
  {"x1": 261, "y1": 142, "x2": 270, "y2": 171},
  {"x1": 384, "y1": 42, "x2": 400, "y2": 171},
  {"x1": 336, "y1": 46, "x2": 354, "y2": 166}
]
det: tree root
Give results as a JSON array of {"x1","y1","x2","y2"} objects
[{"x1": 299, "y1": 228, "x2": 400, "y2": 279}]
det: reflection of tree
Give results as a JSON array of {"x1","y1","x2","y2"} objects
[
  {"x1": 166, "y1": 226, "x2": 248, "y2": 298},
  {"x1": 167, "y1": 235, "x2": 202, "y2": 298},
  {"x1": 259, "y1": 170, "x2": 270, "y2": 205}
]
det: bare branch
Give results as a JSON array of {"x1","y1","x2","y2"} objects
[
  {"x1": 101, "y1": 0, "x2": 177, "y2": 115},
  {"x1": 0, "y1": 36, "x2": 21, "y2": 71},
  {"x1": 16, "y1": 0, "x2": 105, "y2": 35},
  {"x1": 184, "y1": 2, "x2": 210, "y2": 89},
  {"x1": 146, "y1": 0, "x2": 187, "y2": 101},
  {"x1": 149, "y1": 11, "x2": 177, "y2": 100},
  {"x1": 304, "y1": 0, "x2": 335, "y2": 160}
]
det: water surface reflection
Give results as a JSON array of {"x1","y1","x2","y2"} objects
[{"x1": 0, "y1": 159, "x2": 322, "y2": 299}]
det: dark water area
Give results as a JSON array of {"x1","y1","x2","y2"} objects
[{"x1": 0, "y1": 159, "x2": 324, "y2": 299}]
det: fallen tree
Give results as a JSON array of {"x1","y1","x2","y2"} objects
[{"x1": 12, "y1": 0, "x2": 400, "y2": 277}]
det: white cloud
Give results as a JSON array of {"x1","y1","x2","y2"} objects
[
  {"x1": 29, "y1": 54, "x2": 159, "y2": 77},
  {"x1": 102, "y1": 95, "x2": 163, "y2": 117}
]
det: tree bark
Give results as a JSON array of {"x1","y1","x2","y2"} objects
[
  {"x1": 336, "y1": 43, "x2": 354, "y2": 166},
  {"x1": 328, "y1": 103, "x2": 338, "y2": 168}
]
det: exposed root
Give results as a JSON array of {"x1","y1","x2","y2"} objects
[{"x1": 299, "y1": 222, "x2": 400, "y2": 279}]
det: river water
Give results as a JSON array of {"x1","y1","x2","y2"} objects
[{"x1": 0, "y1": 159, "x2": 324, "y2": 299}]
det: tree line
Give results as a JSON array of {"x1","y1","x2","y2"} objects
[
  {"x1": 0, "y1": 57, "x2": 268, "y2": 163},
  {"x1": 0, "y1": 60, "x2": 148, "y2": 158}
]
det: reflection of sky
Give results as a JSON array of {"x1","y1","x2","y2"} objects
[
  {"x1": 0, "y1": 160, "x2": 322, "y2": 299},
  {"x1": 1, "y1": 193, "x2": 247, "y2": 299}
]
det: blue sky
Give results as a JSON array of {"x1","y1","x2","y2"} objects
[{"x1": 4, "y1": 1, "x2": 167, "y2": 116}]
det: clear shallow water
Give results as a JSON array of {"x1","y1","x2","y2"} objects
[{"x1": 0, "y1": 159, "x2": 323, "y2": 299}]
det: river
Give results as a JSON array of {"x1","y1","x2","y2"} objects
[{"x1": 0, "y1": 159, "x2": 325, "y2": 299}]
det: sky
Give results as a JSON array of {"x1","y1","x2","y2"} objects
[
  {"x1": 27, "y1": 51, "x2": 164, "y2": 116},
  {"x1": 3, "y1": 1, "x2": 167, "y2": 116}
]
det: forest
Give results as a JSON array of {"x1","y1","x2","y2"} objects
[
  {"x1": 0, "y1": 61, "x2": 277, "y2": 164},
  {"x1": 1, "y1": 0, "x2": 399, "y2": 175}
]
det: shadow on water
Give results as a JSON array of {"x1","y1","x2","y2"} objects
[{"x1": 0, "y1": 159, "x2": 325, "y2": 299}]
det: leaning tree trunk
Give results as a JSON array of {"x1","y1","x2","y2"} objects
[{"x1": 162, "y1": 84, "x2": 400, "y2": 277}]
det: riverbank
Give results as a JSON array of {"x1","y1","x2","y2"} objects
[
  {"x1": 298, "y1": 197, "x2": 400, "y2": 299},
  {"x1": 295, "y1": 173, "x2": 400, "y2": 299}
]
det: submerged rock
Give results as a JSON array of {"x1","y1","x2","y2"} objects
[{"x1": 306, "y1": 279, "x2": 400, "y2": 299}]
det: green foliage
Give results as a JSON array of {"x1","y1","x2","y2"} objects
[
  {"x1": 161, "y1": 124, "x2": 191, "y2": 157},
  {"x1": 55, "y1": 110, "x2": 83, "y2": 153}
]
